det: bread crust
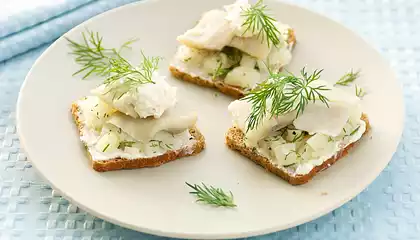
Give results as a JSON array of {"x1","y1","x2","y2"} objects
[
  {"x1": 169, "y1": 66, "x2": 246, "y2": 99},
  {"x1": 71, "y1": 102, "x2": 205, "y2": 172},
  {"x1": 170, "y1": 29, "x2": 297, "y2": 99},
  {"x1": 225, "y1": 114, "x2": 370, "y2": 185}
]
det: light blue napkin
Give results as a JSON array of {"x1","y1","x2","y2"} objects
[
  {"x1": 0, "y1": 0, "x2": 138, "y2": 62},
  {"x1": 0, "y1": 0, "x2": 94, "y2": 38}
]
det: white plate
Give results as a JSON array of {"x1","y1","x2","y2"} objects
[{"x1": 17, "y1": 0, "x2": 404, "y2": 239}]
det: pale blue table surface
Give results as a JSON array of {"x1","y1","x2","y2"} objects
[{"x1": 0, "y1": 0, "x2": 419, "y2": 239}]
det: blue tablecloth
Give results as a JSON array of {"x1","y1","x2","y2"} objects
[{"x1": 1, "y1": 0, "x2": 419, "y2": 239}]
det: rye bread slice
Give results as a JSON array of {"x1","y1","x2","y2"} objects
[
  {"x1": 225, "y1": 114, "x2": 370, "y2": 185},
  {"x1": 170, "y1": 29, "x2": 297, "y2": 99},
  {"x1": 71, "y1": 103, "x2": 205, "y2": 172}
]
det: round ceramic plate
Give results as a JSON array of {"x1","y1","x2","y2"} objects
[{"x1": 17, "y1": 0, "x2": 404, "y2": 239}]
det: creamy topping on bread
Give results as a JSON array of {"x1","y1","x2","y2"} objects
[
  {"x1": 92, "y1": 71, "x2": 177, "y2": 119},
  {"x1": 228, "y1": 80, "x2": 366, "y2": 175},
  {"x1": 171, "y1": 0, "x2": 295, "y2": 89},
  {"x1": 75, "y1": 97, "x2": 196, "y2": 161}
]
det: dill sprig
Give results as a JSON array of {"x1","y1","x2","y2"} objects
[
  {"x1": 103, "y1": 51, "x2": 161, "y2": 96},
  {"x1": 243, "y1": 68, "x2": 330, "y2": 131},
  {"x1": 335, "y1": 69, "x2": 360, "y2": 86},
  {"x1": 186, "y1": 182, "x2": 236, "y2": 207},
  {"x1": 241, "y1": 0, "x2": 281, "y2": 47},
  {"x1": 355, "y1": 85, "x2": 366, "y2": 98},
  {"x1": 66, "y1": 30, "x2": 160, "y2": 97},
  {"x1": 65, "y1": 29, "x2": 136, "y2": 79}
]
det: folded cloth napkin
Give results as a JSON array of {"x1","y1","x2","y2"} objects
[
  {"x1": 0, "y1": 0, "x2": 94, "y2": 38},
  {"x1": 0, "y1": 0, "x2": 138, "y2": 62}
]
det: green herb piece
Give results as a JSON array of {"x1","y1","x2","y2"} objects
[
  {"x1": 241, "y1": 0, "x2": 281, "y2": 47},
  {"x1": 66, "y1": 30, "x2": 160, "y2": 97},
  {"x1": 103, "y1": 51, "x2": 161, "y2": 96},
  {"x1": 285, "y1": 150, "x2": 302, "y2": 161},
  {"x1": 277, "y1": 127, "x2": 288, "y2": 137},
  {"x1": 221, "y1": 46, "x2": 242, "y2": 65},
  {"x1": 243, "y1": 67, "x2": 330, "y2": 131},
  {"x1": 291, "y1": 131, "x2": 305, "y2": 142},
  {"x1": 211, "y1": 63, "x2": 230, "y2": 80},
  {"x1": 349, "y1": 126, "x2": 361, "y2": 136},
  {"x1": 65, "y1": 29, "x2": 136, "y2": 79},
  {"x1": 335, "y1": 69, "x2": 360, "y2": 86},
  {"x1": 149, "y1": 139, "x2": 172, "y2": 149},
  {"x1": 266, "y1": 132, "x2": 285, "y2": 142},
  {"x1": 102, "y1": 143, "x2": 110, "y2": 152},
  {"x1": 183, "y1": 57, "x2": 192, "y2": 62},
  {"x1": 118, "y1": 141, "x2": 136, "y2": 150},
  {"x1": 355, "y1": 85, "x2": 366, "y2": 98},
  {"x1": 186, "y1": 182, "x2": 236, "y2": 207},
  {"x1": 211, "y1": 47, "x2": 243, "y2": 80}
]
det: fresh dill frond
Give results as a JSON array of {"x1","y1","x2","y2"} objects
[
  {"x1": 243, "y1": 67, "x2": 330, "y2": 131},
  {"x1": 65, "y1": 29, "x2": 137, "y2": 79},
  {"x1": 103, "y1": 51, "x2": 161, "y2": 96},
  {"x1": 241, "y1": 0, "x2": 281, "y2": 47},
  {"x1": 355, "y1": 85, "x2": 366, "y2": 98},
  {"x1": 117, "y1": 38, "x2": 139, "y2": 54},
  {"x1": 335, "y1": 69, "x2": 360, "y2": 86},
  {"x1": 186, "y1": 182, "x2": 236, "y2": 207},
  {"x1": 67, "y1": 30, "x2": 160, "y2": 98}
]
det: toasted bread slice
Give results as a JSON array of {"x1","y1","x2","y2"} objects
[
  {"x1": 170, "y1": 29, "x2": 297, "y2": 99},
  {"x1": 71, "y1": 103, "x2": 205, "y2": 172},
  {"x1": 225, "y1": 114, "x2": 370, "y2": 185}
]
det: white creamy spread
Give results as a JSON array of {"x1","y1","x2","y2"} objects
[
  {"x1": 228, "y1": 84, "x2": 366, "y2": 176},
  {"x1": 76, "y1": 97, "x2": 196, "y2": 161},
  {"x1": 257, "y1": 119, "x2": 366, "y2": 175},
  {"x1": 294, "y1": 120, "x2": 366, "y2": 175},
  {"x1": 171, "y1": 0, "x2": 294, "y2": 89},
  {"x1": 106, "y1": 111, "x2": 197, "y2": 143},
  {"x1": 91, "y1": 71, "x2": 177, "y2": 119}
]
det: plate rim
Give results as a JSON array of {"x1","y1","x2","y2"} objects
[{"x1": 16, "y1": 0, "x2": 405, "y2": 239}]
